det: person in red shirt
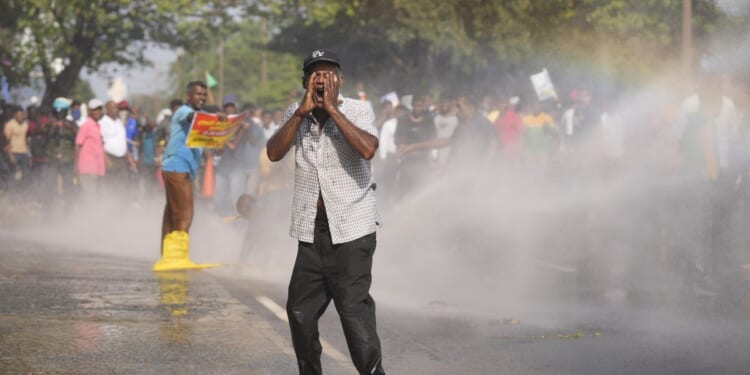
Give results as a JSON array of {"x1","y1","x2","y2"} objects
[
  {"x1": 494, "y1": 96, "x2": 523, "y2": 158},
  {"x1": 74, "y1": 99, "x2": 106, "y2": 194}
]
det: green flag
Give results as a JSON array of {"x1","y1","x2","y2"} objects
[{"x1": 205, "y1": 71, "x2": 218, "y2": 88}]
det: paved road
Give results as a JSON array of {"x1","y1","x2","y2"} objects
[{"x1": 1, "y1": 241, "x2": 750, "y2": 374}]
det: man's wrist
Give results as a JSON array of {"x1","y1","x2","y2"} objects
[
  {"x1": 326, "y1": 106, "x2": 341, "y2": 117},
  {"x1": 328, "y1": 107, "x2": 344, "y2": 120},
  {"x1": 294, "y1": 107, "x2": 307, "y2": 118}
]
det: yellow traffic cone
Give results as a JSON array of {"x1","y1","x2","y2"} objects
[{"x1": 152, "y1": 231, "x2": 221, "y2": 272}]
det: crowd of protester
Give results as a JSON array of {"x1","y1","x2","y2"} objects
[
  {"x1": 368, "y1": 71, "x2": 750, "y2": 300},
  {"x1": 1, "y1": 67, "x2": 749, "y2": 300},
  {"x1": 0, "y1": 95, "x2": 292, "y2": 214}
]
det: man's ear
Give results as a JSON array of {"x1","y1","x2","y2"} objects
[{"x1": 301, "y1": 76, "x2": 308, "y2": 89}]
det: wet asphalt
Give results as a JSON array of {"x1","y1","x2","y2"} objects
[{"x1": 2, "y1": 240, "x2": 750, "y2": 375}]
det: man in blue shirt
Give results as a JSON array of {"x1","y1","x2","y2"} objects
[
  {"x1": 153, "y1": 80, "x2": 219, "y2": 271},
  {"x1": 139, "y1": 118, "x2": 158, "y2": 192},
  {"x1": 118, "y1": 100, "x2": 140, "y2": 163}
]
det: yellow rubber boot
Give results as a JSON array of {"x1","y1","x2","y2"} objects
[{"x1": 152, "y1": 231, "x2": 222, "y2": 272}]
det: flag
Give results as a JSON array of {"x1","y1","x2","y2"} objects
[
  {"x1": 205, "y1": 71, "x2": 218, "y2": 88},
  {"x1": 530, "y1": 68, "x2": 558, "y2": 101}
]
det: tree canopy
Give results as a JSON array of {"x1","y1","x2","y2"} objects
[
  {"x1": 1, "y1": 0, "x2": 745, "y2": 108},
  {"x1": 260, "y1": 0, "x2": 730, "y2": 98},
  {"x1": 0, "y1": 0, "x2": 238, "y2": 106}
]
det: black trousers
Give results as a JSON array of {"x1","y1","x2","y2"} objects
[{"x1": 286, "y1": 212, "x2": 385, "y2": 375}]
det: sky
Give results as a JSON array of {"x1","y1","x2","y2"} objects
[
  {"x1": 717, "y1": 0, "x2": 749, "y2": 15},
  {"x1": 84, "y1": 45, "x2": 177, "y2": 101}
]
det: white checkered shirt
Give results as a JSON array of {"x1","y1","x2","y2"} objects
[{"x1": 281, "y1": 97, "x2": 380, "y2": 244}]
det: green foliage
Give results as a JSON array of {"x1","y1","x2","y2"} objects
[
  {"x1": 1, "y1": 0, "x2": 744, "y2": 109},
  {"x1": 169, "y1": 20, "x2": 299, "y2": 109},
  {"x1": 69, "y1": 79, "x2": 95, "y2": 101},
  {"x1": 261, "y1": 0, "x2": 732, "y2": 96},
  {"x1": 0, "y1": 0, "x2": 237, "y2": 105}
]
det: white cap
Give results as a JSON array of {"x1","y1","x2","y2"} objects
[
  {"x1": 509, "y1": 96, "x2": 520, "y2": 106},
  {"x1": 87, "y1": 98, "x2": 103, "y2": 109}
]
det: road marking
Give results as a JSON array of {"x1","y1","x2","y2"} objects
[{"x1": 255, "y1": 295, "x2": 350, "y2": 364}]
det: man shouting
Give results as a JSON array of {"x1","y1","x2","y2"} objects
[{"x1": 267, "y1": 50, "x2": 385, "y2": 375}]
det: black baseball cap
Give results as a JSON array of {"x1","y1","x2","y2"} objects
[{"x1": 302, "y1": 49, "x2": 341, "y2": 72}]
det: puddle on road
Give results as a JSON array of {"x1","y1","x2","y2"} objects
[
  {"x1": 156, "y1": 271, "x2": 190, "y2": 317},
  {"x1": 0, "y1": 261, "x2": 300, "y2": 374},
  {"x1": 0, "y1": 271, "x2": 201, "y2": 373}
]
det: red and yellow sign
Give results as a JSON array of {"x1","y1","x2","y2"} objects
[{"x1": 186, "y1": 112, "x2": 246, "y2": 148}]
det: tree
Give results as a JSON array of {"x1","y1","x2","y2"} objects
[{"x1": 0, "y1": 0, "x2": 239, "y2": 107}]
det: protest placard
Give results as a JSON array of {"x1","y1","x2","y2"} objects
[
  {"x1": 185, "y1": 112, "x2": 246, "y2": 148},
  {"x1": 530, "y1": 68, "x2": 559, "y2": 101}
]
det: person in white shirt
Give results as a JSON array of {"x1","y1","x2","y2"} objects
[
  {"x1": 432, "y1": 96, "x2": 460, "y2": 167},
  {"x1": 260, "y1": 109, "x2": 280, "y2": 139},
  {"x1": 99, "y1": 100, "x2": 135, "y2": 191},
  {"x1": 672, "y1": 72, "x2": 739, "y2": 294}
]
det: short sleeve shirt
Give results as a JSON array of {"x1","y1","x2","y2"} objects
[
  {"x1": 4, "y1": 119, "x2": 29, "y2": 154},
  {"x1": 280, "y1": 98, "x2": 379, "y2": 244},
  {"x1": 99, "y1": 115, "x2": 127, "y2": 157},
  {"x1": 395, "y1": 114, "x2": 436, "y2": 164},
  {"x1": 162, "y1": 105, "x2": 203, "y2": 179}
]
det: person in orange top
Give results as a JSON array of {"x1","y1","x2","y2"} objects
[{"x1": 4, "y1": 106, "x2": 31, "y2": 187}]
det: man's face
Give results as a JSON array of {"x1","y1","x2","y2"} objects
[
  {"x1": 105, "y1": 101, "x2": 118, "y2": 118},
  {"x1": 186, "y1": 85, "x2": 208, "y2": 110},
  {"x1": 90, "y1": 107, "x2": 104, "y2": 121},
  {"x1": 224, "y1": 104, "x2": 237, "y2": 115},
  {"x1": 262, "y1": 113, "x2": 272, "y2": 125},
  {"x1": 304, "y1": 62, "x2": 343, "y2": 104},
  {"x1": 13, "y1": 110, "x2": 25, "y2": 122},
  {"x1": 412, "y1": 96, "x2": 427, "y2": 115},
  {"x1": 273, "y1": 110, "x2": 283, "y2": 124}
]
